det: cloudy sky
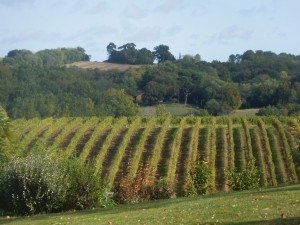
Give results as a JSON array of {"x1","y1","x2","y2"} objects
[{"x1": 0, "y1": 0, "x2": 299, "y2": 62}]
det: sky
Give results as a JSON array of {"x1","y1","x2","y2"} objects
[{"x1": 0, "y1": 0, "x2": 299, "y2": 62}]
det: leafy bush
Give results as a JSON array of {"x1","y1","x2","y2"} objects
[
  {"x1": 256, "y1": 105, "x2": 288, "y2": 116},
  {"x1": 155, "y1": 104, "x2": 170, "y2": 116},
  {"x1": 194, "y1": 109, "x2": 209, "y2": 116},
  {"x1": 0, "y1": 154, "x2": 105, "y2": 215},
  {"x1": 60, "y1": 157, "x2": 105, "y2": 210},
  {"x1": 187, "y1": 161, "x2": 211, "y2": 195},
  {"x1": 0, "y1": 155, "x2": 66, "y2": 214},
  {"x1": 225, "y1": 160, "x2": 261, "y2": 191},
  {"x1": 151, "y1": 177, "x2": 174, "y2": 200},
  {"x1": 113, "y1": 167, "x2": 173, "y2": 204}
]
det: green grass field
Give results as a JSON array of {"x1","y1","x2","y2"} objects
[
  {"x1": 140, "y1": 103, "x2": 198, "y2": 116},
  {"x1": 229, "y1": 109, "x2": 260, "y2": 117},
  {"x1": 1, "y1": 184, "x2": 299, "y2": 225}
]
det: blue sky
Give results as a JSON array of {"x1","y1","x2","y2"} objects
[{"x1": 0, "y1": 0, "x2": 299, "y2": 62}]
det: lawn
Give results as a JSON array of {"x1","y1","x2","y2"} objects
[{"x1": 1, "y1": 184, "x2": 299, "y2": 225}]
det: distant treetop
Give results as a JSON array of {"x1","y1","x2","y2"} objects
[{"x1": 3, "y1": 47, "x2": 90, "y2": 67}]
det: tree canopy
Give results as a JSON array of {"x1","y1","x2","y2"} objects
[{"x1": 1, "y1": 46, "x2": 300, "y2": 117}]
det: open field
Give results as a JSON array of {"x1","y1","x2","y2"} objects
[
  {"x1": 140, "y1": 103, "x2": 198, "y2": 116},
  {"x1": 229, "y1": 109, "x2": 260, "y2": 117},
  {"x1": 11, "y1": 116, "x2": 300, "y2": 196},
  {"x1": 66, "y1": 61, "x2": 142, "y2": 71},
  {"x1": 1, "y1": 184, "x2": 300, "y2": 225}
]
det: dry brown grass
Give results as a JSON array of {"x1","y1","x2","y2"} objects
[{"x1": 66, "y1": 61, "x2": 142, "y2": 71}]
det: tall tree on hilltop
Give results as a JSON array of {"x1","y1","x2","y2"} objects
[{"x1": 153, "y1": 44, "x2": 175, "y2": 63}]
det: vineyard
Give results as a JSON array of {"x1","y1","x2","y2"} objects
[{"x1": 12, "y1": 116, "x2": 300, "y2": 196}]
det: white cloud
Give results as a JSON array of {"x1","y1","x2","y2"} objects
[
  {"x1": 125, "y1": 26, "x2": 161, "y2": 42},
  {"x1": 166, "y1": 25, "x2": 181, "y2": 36},
  {"x1": 0, "y1": 0, "x2": 35, "y2": 7},
  {"x1": 85, "y1": 1, "x2": 109, "y2": 14},
  {"x1": 154, "y1": 0, "x2": 189, "y2": 13},
  {"x1": 123, "y1": 4, "x2": 147, "y2": 19},
  {"x1": 203, "y1": 26, "x2": 253, "y2": 46},
  {"x1": 218, "y1": 26, "x2": 253, "y2": 41}
]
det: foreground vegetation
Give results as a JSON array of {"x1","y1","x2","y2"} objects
[{"x1": 1, "y1": 184, "x2": 299, "y2": 225}]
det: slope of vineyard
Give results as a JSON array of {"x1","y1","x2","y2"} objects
[{"x1": 12, "y1": 116, "x2": 300, "y2": 195}]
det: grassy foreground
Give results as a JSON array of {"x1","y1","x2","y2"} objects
[{"x1": 1, "y1": 184, "x2": 300, "y2": 225}]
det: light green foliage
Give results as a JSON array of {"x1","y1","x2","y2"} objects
[
  {"x1": 155, "y1": 104, "x2": 170, "y2": 116},
  {"x1": 99, "y1": 88, "x2": 139, "y2": 117},
  {"x1": 188, "y1": 160, "x2": 211, "y2": 195},
  {"x1": 0, "y1": 106, "x2": 13, "y2": 161},
  {"x1": 0, "y1": 155, "x2": 66, "y2": 214},
  {"x1": 225, "y1": 159, "x2": 260, "y2": 191},
  {"x1": 0, "y1": 154, "x2": 105, "y2": 215}
]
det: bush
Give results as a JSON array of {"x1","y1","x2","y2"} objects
[
  {"x1": 187, "y1": 161, "x2": 211, "y2": 195},
  {"x1": 194, "y1": 109, "x2": 209, "y2": 116},
  {"x1": 0, "y1": 155, "x2": 66, "y2": 214},
  {"x1": 256, "y1": 105, "x2": 288, "y2": 116},
  {"x1": 113, "y1": 167, "x2": 173, "y2": 204},
  {"x1": 61, "y1": 157, "x2": 105, "y2": 210},
  {"x1": 0, "y1": 154, "x2": 105, "y2": 215},
  {"x1": 225, "y1": 160, "x2": 261, "y2": 191},
  {"x1": 151, "y1": 177, "x2": 174, "y2": 200}
]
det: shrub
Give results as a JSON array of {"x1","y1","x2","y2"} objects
[
  {"x1": 113, "y1": 167, "x2": 173, "y2": 204},
  {"x1": 194, "y1": 109, "x2": 209, "y2": 116},
  {"x1": 225, "y1": 159, "x2": 260, "y2": 191},
  {"x1": 61, "y1": 157, "x2": 105, "y2": 210},
  {"x1": 256, "y1": 105, "x2": 288, "y2": 116},
  {"x1": 151, "y1": 177, "x2": 174, "y2": 200},
  {"x1": 0, "y1": 155, "x2": 67, "y2": 214},
  {"x1": 155, "y1": 104, "x2": 170, "y2": 116},
  {"x1": 187, "y1": 161, "x2": 211, "y2": 195},
  {"x1": 0, "y1": 154, "x2": 105, "y2": 215}
]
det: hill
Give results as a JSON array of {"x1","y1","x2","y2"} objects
[
  {"x1": 1, "y1": 184, "x2": 300, "y2": 224},
  {"x1": 66, "y1": 61, "x2": 142, "y2": 71},
  {"x1": 12, "y1": 116, "x2": 300, "y2": 196}
]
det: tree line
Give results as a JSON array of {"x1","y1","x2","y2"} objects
[
  {"x1": 1, "y1": 45, "x2": 300, "y2": 118},
  {"x1": 3, "y1": 47, "x2": 90, "y2": 67},
  {"x1": 106, "y1": 42, "x2": 175, "y2": 64}
]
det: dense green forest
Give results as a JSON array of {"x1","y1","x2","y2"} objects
[{"x1": 1, "y1": 45, "x2": 300, "y2": 118}]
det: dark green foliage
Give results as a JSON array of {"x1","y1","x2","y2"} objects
[
  {"x1": 225, "y1": 160, "x2": 260, "y2": 191},
  {"x1": 256, "y1": 105, "x2": 288, "y2": 116},
  {"x1": 0, "y1": 154, "x2": 105, "y2": 215},
  {"x1": 106, "y1": 42, "x2": 154, "y2": 65},
  {"x1": 61, "y1": 158, "x2": 105, "y2": 210},
  {"x1": 188, "y1": 161, "x2": 211, "y2": 195},
  {"x1": 2, "y1": 46, "x2": 300, "y2": 117},
  {"x1": 0, "y1": 64, "x2": 140, "y2": 118},
  {"x1": 98, "y1": 88, "x2": 139, "y2": 117},
  {"x1": 153, "y1": 44, "x2": 175, "y2": 63},
  {"x1": 194, "y1": 109, "x2": 209, "y2": 116}
]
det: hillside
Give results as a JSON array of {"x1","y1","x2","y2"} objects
[
  {"x1": 66, "y1": 61, "x2": 142, "y2": 71},
  {"x1": 12, "y1": 116, "x2": 300, "y2": 196}
]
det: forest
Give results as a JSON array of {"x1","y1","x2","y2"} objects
[{"x1": 1, "y1": 44, "x2": 300, "y2": 118}]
